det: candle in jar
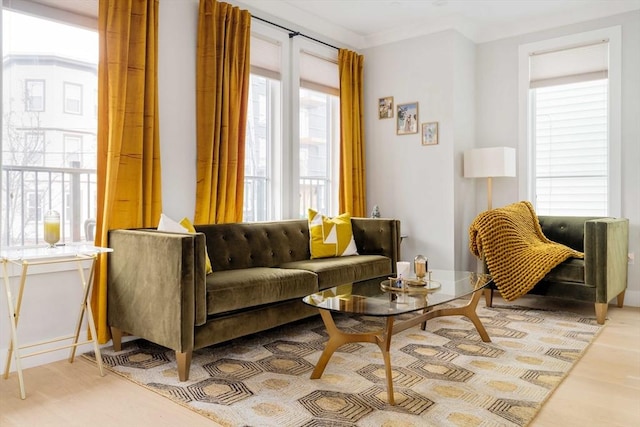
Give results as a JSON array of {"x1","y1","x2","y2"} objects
[{"x1": 415, "y1": 260, "x2": 426, "y2": 277}]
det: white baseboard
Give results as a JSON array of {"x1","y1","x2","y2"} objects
[
  {"x1": 0, "y1": 331, "x2": 137, "y2": 374},
  {"x1": 623, "y1": 289, "x2": 640, "y2": 308}
]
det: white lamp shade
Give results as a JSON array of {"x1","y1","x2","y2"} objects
[{"x1": 464, "y1": 147, "x2": 516, "y2": 178}]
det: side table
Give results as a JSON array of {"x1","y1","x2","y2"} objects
[{"x1": 1, "y1": 244, "x2": 112, "y2": 399}]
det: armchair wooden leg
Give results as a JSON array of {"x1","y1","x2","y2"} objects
[
  {"x1": 484, "y1": 288, "x2": 494, "y2": 308},
  {"x1": 595, "y1": 303, "x2": 607, "y2": 325},
  {"x1": 110, "y1": 327, "x2": 123, "y2": 351},
  {"x1": 617, "y1": 291, "x2": 625, "y2": 308},
  {"x1": 176, "y1": 351, "x2": 192, "y2": 382}
]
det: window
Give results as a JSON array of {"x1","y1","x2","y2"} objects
[
  {"x1": 63, "y1": 134, "x2": 83, "y2": 166},
  {"x1": 244, "y1": 24, "x2": 340, "y2": 221},
  {"x1": 298, "y1": 50, "x2": 340, "y2": 217},
  {"x1": 532, "y1": 79, "x2": 608, "y2": 215},
  {"x1": 244, "y1": 74, "x2": 280, "y2": 221},
  {"x1": 2, "y1": 8, "x2": 98, "y2": 246},
  {"x1": 298, "y1": 88, "x2": 339, "y2": 217},
  {"x1": 64, "y1": 82, "x2": 83, "y2": 114},
  {"x1": 518, "y1": 27, "x2": 621, "y2": 217},
  {"x1": 25, "y1": 79, "x2": 45, "y2": 111},
  {"x1": 244, "y1": 33, "x2": 282, "y2": 222}
]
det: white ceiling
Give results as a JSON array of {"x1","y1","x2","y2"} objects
[
  {"x1": 238, "y1": 0, "x2": 640, "y2": 48},
  {"x1": 22, "y1": 0, "x2": 640, "y2": 48}
]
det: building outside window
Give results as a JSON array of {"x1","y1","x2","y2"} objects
[
  {"x1": 1, "y1": 8, "x2": 98, "y2": 246},
  {"x1": 63, "y1": 81, "x2": 83, "y2": 114},
  {"x1": 25, "y1": 79, "x2": 44, "y2": 111}
]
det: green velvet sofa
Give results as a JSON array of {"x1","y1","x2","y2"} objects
[
  {"x1": 485, "y1": 215, "x2": 629, "y2": 324},
  {"x1": 107, "y1": 217, "x2": 401, "y2": 381}
]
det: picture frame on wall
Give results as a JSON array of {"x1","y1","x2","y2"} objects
[
  {"x1": 397, "y1": 102, "x2": 419, "y2": 135},
  {"x1": 378, "y1": 96, "x2": 394, "y2": 119},
  {"x1": 421, "y1": 122, "x2": 439, "y2": 145}
]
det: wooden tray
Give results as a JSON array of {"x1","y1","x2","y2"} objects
[{"x1": 382, "y1": 279, "x2": 441, "y2": 293}]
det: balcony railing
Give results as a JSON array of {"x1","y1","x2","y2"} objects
[
  {"x1": 3, "y1": 167, "x2": 331, "y2": 245},
  {"x1": 243, "y1": 175, "x2": 268, "y2": 222},
  {"x1": 243, "y1": 176, "x2": 331, "y2": 221},
  {"x1": 1, "y1": 163, "x2": 97, "y2": 247},
  {"x1": 299, "y1": 177, "x2": 330, "y2": 217}
]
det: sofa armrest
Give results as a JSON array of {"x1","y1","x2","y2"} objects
[
  {"x1": 351, "y1": 217, "x2": 401, "y2": 273},
  {"x1": 584, "y1": 218, "x2": 629, "y2": 303},
  {"x1": 107, "y1": 229, "x2": 207, "y2": 353}
]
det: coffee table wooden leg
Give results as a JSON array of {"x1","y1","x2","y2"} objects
[
  {"x1": 420, "y1": 290, "x2": 491, "y2": 342},
  {"x1": 311, "y1": 311, "x2": 399, "y2": 405},
  {"x1": 378, "y1": 317, "x2": 396, "y2": 405},
  {"x1": 310, "y1": 310, "x2": 378, "y2": 379}
]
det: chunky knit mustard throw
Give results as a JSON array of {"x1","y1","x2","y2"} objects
[{"x1": 469, "y1": 201, "x2": 584, "y2": 301}]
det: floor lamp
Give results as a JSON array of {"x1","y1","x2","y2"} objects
[{"x1": 464, "y1": 147, "x2": 516, "y2": 210}]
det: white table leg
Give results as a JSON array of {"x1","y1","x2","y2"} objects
[
  {"x1": 69, "y1": 256, "x2": 103, "y2": 375},
  {"x1": 2, "y1": 261, "x2": 27, "y2": 399}
]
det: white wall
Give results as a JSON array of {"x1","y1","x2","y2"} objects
[
  {"x1": 158, "y1": 0, "x2": 199, "y2": 221},
  {"x1": 0, "y1": 266, "x2": 97, "y2": 374},
  {"x1": 452, "y1": 34, "x2": 477, "y2": 271},
  {"x1": 363, "y1": 30, "x2": 476, "y2": 271},
  {"x1": 475, "y1": 11, "x2": 640, "y2": 306}
]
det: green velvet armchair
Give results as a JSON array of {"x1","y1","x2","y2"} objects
[{"x1": 485, "y1": 215, "x2": 629, "y2": 324}]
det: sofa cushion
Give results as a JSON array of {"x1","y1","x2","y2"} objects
[
  {"x1": 308, "y1": 209, "x2": 358, "y2": 259},
  {"x1": 157, "y1": 213, "x2": 187, "y2": 232},
  {"x1": 543, "y1": 258, "x2": 585, "y2": 283},
  {"x1": 279, "y1": 254, "x2": 391, "y2": 290},
  {"x1": 205, "y1": 267, "x2": 318, "y2": 315},
  {"x1": 195, "y1": 220, "x2": 312, "y2": 270}
]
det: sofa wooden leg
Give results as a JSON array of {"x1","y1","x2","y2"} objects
[
  {"x1": 111, "y1": 327, "x2": 122, "y2": 351},
  {"x1": 595, "y1": 303, "x2": 608, "y2": 325},
  {"x1": 176, "y1": 351, "x2": 192, "y2": 381},
  {"x1": 484, "y1": 288, "x2": 494, "y2": 307},
  {"x1": 617, "y1": 291, "x2": 626, "y2": 308}
]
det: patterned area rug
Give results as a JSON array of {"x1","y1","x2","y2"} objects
[{"x1": 84, "y1": 304, "x2": 601, "y2": 427}]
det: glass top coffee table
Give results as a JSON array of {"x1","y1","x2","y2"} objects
[{"x1": 302, "y1": 269, "x2": 493, "y2": 405}]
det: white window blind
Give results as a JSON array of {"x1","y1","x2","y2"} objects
[
  {"x1": 250, "y1": 35, "x2": 281, "y2": 79},
  {"x1": 532, "y1": 79, "x2": 608, "y2": 216},
  {"x1": 299, "y1": 51, "x2": 339, "y2": 96},
  {"x1": 530, "y1": 40, "x2": 610, "y2": 216},
  {"x1": 530, "y1": 41, "x2": 608, "y2": 88}
]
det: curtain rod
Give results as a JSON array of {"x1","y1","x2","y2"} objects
[{"x1": 251, "y1": 15, "x2": 339, "y2": 51}]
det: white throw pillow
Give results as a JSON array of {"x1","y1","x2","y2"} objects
[{"x1": 157, "y1": 213, "x2": 188, "y2": 233}]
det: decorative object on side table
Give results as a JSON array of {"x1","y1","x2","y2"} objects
[
  {"x1": 371, "y1": 205, "x2": 380, "y2": 218},
  {"x1": 44, "y1": 210, "x2": 61, "y2": 247}
]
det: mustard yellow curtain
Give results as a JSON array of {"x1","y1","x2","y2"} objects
[
  {"x1": 92, "y1": 0, "x2": 162, "y2": 344},
  {"x1": 338, "y1": 49, "x2": 367, "y2": 217},
  {"x1": 195, "y1": 0, "x2": 251, "y2": 224}
]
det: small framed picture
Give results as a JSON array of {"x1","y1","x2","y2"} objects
[
  {"x1": 397, "y1": 102, "x2": 419, "y2": 135},
  {"x1": 378, "y1": 96, "x2": 394, "y2": 119},
  {"x1": 421, "y1": 122, "x2": 438, "y2": 145}
]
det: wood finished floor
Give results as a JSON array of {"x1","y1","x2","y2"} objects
[{"x1": 1, "y1": 295, "x2": 639, "y2": 427}]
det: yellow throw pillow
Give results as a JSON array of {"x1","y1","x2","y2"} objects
[
  {"x1": 179, "y1": 217, "x2": 213, "y2": 275},
  {"x1": 308, "y1": 209, "x2": 359, "y2": 259}
]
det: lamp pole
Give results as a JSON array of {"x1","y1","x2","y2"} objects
[{"x1": 487, "y1": 177, "x2": 493, "y2": 211}]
